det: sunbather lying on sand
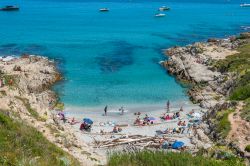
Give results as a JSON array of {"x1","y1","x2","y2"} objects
[
  {"x1": 68, "y1": 117, "x2": 80, "y2": 125},
  {"x1": 177, "y1": 121, "x2": 186, "y2": 126}
]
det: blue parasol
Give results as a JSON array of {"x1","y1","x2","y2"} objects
[
  {"x1": 172, "y1": 141, "x2": 184, "y2": 149},
  {"x1": 83, "y1": 118, "x2": 93, "y2": 124}
]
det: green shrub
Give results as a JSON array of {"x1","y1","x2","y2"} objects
[
  {"x1": 245, "y1": 145, "x2": 250, "y2": 152},
  {"x1": 0, "y1": 110, "x2": 79, "y2": 166},
  {"x1": 230, "y1": 84, "x2": 250, "y2": 100},
  {"x1": 108, "y1": 151, "x2": 244, "y2": 166}
]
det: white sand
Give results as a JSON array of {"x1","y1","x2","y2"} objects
[{"x1": 63, "y1": 101, "x2": 206, "y2": 154}]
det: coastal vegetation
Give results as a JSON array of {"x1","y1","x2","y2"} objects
[
  {"x1": 245, "y1": 145, "x2": 250, "y2": 152},
  {"x1": 0, "y1": 110, "x2": 79, "y2": 166},
  {"x1": 107, "y1": 151, "x2": 244, "y2": 166},
  {"x1": 212, "y1": 109, "x2": 234, "y2": 139},
  {"x1": 215, "y1": 40, "x2": 250, "y2": 122}
]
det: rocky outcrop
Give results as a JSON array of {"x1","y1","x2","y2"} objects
[
  {"x1": 162, "y1": 38, "x2": 242, "y2": 109},
  {"x1": 0, "y1": 55, "x2": 103, "y2": 165},
  {"x1": 161, "y1": 34, "x2": 250, "y2": 158}
]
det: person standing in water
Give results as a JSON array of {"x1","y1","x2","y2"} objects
[
  {"x1": 180, "y1": 106, "x2": 184, "y2": 112},
  {"x1": 166, "y1": 100, "x2": 170, "y2": 113},
  {"x1": 104, "y1": 105, "x2": 108, "y2": 116},
  {"x1": 121, "y1": 106, "x2": 124, "y2": 115}
]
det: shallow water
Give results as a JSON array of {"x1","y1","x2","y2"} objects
[{"x1": 0, "y1": 0, "x2": 250, "y2": 108}]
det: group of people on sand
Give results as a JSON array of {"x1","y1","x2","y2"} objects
[
  {"x1": 99, "y1": 125, "x2": 123, "y2": 135},
  {"x1": 157, "y1": 124, "x2": 193, "y2": 136},
  {"x1": 161, "y1": 100, "x2": 184, "y2": 121},
  {"x1": 162, "y1": 111, "x2": 180, "y2": 121},
  {"x1": 112, "y1": 126, "x2": 122, "y2": 133},
  {"x1": 177, "y1": 120, "x2": 186, "y2": 126},
  {"x1": 134, "y1": 113, "x2": 153, "y2": 126},
  {"x1": 80, "y1": 121, "x2": 92, "y2": 132},
  {"x1": 56, "y1": 111, "x2": 80, "y2": 125}
]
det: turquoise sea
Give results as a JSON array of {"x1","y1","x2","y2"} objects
[{"x1": 0, "y1": 0, "x2": 250, "y2": 108}]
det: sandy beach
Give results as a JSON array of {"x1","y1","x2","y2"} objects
[{"x1": 65, "y1": 103, "x2": 204, "y2": 139}]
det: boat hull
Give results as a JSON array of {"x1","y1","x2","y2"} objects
[{"x1": 1, "y1": 7, "x2": 19, "y2": 11}]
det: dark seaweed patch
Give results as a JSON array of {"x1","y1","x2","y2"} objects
[
  {"x1": 96, "y1": 41, "x2": 139, "y2": 73},
  {"x1": 0, "y1": 43, "x2": 17, "y2": 48},
  {"x1": 0, "y1": 43, "x2": 19, "y2": 55},
  {"x1": 0, "y1": 43, "x2": 47, "y2": 56}
]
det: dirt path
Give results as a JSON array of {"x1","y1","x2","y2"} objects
[{"x1": 227, "y1": 102, "x2": 250, "y2": 152}]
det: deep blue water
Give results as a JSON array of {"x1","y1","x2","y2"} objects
[{"x1": 0, "y1": 0, "x2": 250, "y2": 107}]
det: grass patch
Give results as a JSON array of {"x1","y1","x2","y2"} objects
[
  {"x1": 214, "y1": 109, "x2": 234, "y2": 139},
  {"x1": 229, "y1": 72, "x2": 250, "y2": 101},
  {"x1": 214, "y1": 43, "x2": 250, "y2": 74},
  {"x1": 107, "y1": 151, "x2": 244, "y2": 166},
  {"x1": 14, "y1": 96, "x2": 40, "y2": 120},
  {"x1": 54, "y1": 102, "x2": 64, "y2": 110},
  {"x1": 0, "y1": 110, "x2": 79, "y2": 166}
]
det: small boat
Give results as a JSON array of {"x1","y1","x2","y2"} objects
[
  {"x1": 159, "y1": 6, "x2": 170, "y2": 11},
  {"x1": 0, "y1": 5, "x2": 19, "y2": 11},
  {"x1": 240, "y1": 3, "x2": 250, "y2": 7},
  {"x1": 99, "y1": 8, "x2": 109, "y2": 12},
  {"x1": 155, "y1": 13, "x2": 166, "y2": 17}
]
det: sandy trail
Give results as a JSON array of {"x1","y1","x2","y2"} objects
[{"x1": 228, "y1": 102, "x2": 250, "y2": 152}]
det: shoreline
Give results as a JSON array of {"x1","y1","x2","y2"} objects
[
  {"x1": 1, "y1": 32, "x2": 249, "y2": 165},
  {"x1": 63, "y1": 100, "x2": 195, "y2": 114},
  {"x1": 0, "y1": 54, "x2": 208, "y2": 165}
]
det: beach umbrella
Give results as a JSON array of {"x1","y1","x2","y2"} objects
[
  {"x1": 83, "y1": 118, "x2": 93, "y2": 124},
  {"x1": 172, "y1": 141, "x2": 184, "y2": 149}
]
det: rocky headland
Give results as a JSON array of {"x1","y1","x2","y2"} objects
[
  {"x1": 162, "y1": 32, "x2": 250, "y2": 161},
  {"x1": 0, "y1": 55, "x2": 103, "y2": 165}
]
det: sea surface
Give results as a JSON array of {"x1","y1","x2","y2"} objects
[{"x1": 0, "y1": 0, "x2": 250, "y2": 108}]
